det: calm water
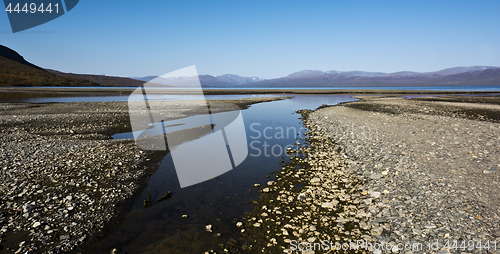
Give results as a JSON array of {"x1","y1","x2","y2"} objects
[
  {"x1": 74, "y1": 95, "x2": 358, "y2": 253},
  {"x1": 20, "y1": 85, "x2": 500, "y2": 91},
  {"x1": 15, "y1": 94, "x2": 278, "y2": 103}
]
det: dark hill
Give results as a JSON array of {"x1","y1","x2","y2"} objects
[
  {"x1": 0, "y1": 45, "x2": 98, "y2": 87},
  {"x1": 0, "y1": 45, "x2": 42, "y2": 70},
  {"x1": 47, "y1": 69, "x2": 145, "y2": 87},
  {"x1": 1, "y1": 45, "x2": 145, "y2": 87}
]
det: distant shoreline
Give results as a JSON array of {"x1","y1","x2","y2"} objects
[{"x1": 1, "y1": 87, "x2": 499, "y2": 98}]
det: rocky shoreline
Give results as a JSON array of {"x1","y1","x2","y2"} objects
[
  {"x1": 0, "y1": 97, "x2": 287, "y2": 253},
  {"x1": 235, "y1": 114, "x2": 369, "y2": 253},
  {"x1": 237, "y1": 95, "x2": 500, "y2": 253}
]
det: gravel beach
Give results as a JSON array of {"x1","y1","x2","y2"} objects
[
  {"x1": 238, "y1": 95, "x2": 500, "y2": 254},
  {"x1": 0, "y1": 97, "x2": 286, "y2": 253}
]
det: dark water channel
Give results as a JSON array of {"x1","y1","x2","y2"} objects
[{"x1": 76, "y1": 95, "x2": 359, "y2": 253}]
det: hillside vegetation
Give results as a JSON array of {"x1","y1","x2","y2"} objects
[{"x1": 0, "y1": 45, "x2": 98, "y2": 87}]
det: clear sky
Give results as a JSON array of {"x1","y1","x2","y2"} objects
[{"x1": 1, "y1": 0, "x2": 499, "y2": 79}]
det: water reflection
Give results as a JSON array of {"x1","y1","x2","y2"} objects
[
  {"x1": 75, "y1": 95, "x2": 358, "y2": 253},
  {"x1": 14, "y1": 94, "x2": 278, "y2": 103}
]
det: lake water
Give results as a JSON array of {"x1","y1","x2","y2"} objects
[
  {"x1": 14, "y1": 94, "x2": 278, "y2": 103},
  {"x1": 21, "y1": 85, "x2": 500, "y2": 91},
  {"x1": 207, "y1": 86, "x2": 500, "y2": 91}
]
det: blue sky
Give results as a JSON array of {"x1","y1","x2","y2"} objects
[{"x1": 1, "y1": 0, "x2": 499, "y2": 79}]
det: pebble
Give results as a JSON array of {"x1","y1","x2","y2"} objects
[
  {"x1": 310, "y1": 177, "x2": 320, "y2": 183},
  {"x1": 205, "y1": 225, "x2": 213, "y2": 232},
  {"x1": 370, "y1": 191, "x2": 381, "y2": 198},
  {"x1": 321, "y1": 202, "x2": 334, "y2": 209}
]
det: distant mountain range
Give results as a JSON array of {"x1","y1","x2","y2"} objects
[
  {"x1": 243, "y1": 67, "x2": 500, "y2": 87},
  {"x1": 1, "y1": 44, "x2": 499, "y2": 88}
]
